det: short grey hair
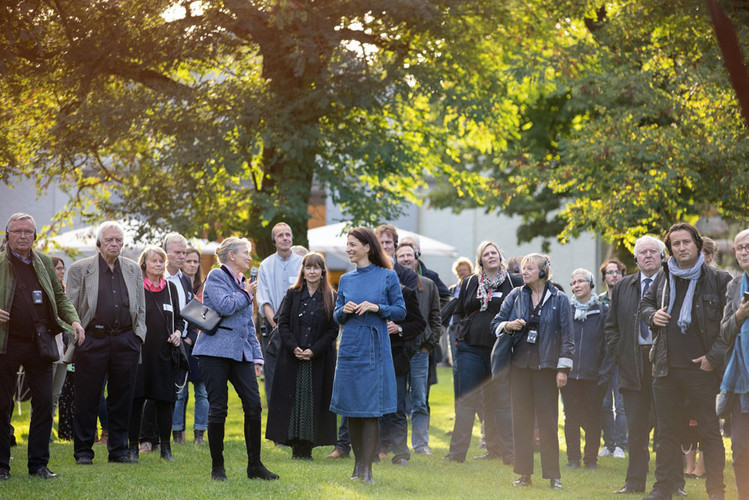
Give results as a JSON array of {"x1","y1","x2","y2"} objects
[
  {"x1": 734, "y1": 229, "x2": 749, "y2": 246},
  {"x1": 216, "y1": 237, "x2": 252, "y2": 264},
  {"x1": 401, "y1": 235, "x2": 421, "y2": 253},
  {"x1": 95, "y1": 221, "x2": 125, "y2": 245},
  {"x1": 6, "y1": 213, "x2": 36, "y2": 232},
  {"x1": 570, "y1": 268, "x2": 594, "y2": 286},
  {"x1": 163, "y1": 232, "x2": 188, "y2": 252},
  {"x1": 633, "y1": 235, "x2": 666, "y2": 258}
]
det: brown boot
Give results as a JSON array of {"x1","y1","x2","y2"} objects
[
  {"x1": 194, "y1": 430, "x2": 205, "y2": 445},
  {"x1": 173, "y1": 431, "x2": 185, "y2": 444}
]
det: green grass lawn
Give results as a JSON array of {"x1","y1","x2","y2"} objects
[{"x1": 5, "y1": 367, "x2": 737, "y2": 499}]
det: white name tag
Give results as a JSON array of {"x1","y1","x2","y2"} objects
[
  {"x1": 288, "y1": 277, "x2": 296, "y2": 285},
  {"x1": 163, "y1": 304, "x2": 174, "y2": 312}
]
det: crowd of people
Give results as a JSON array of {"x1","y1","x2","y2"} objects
[{"x1": 1, "y1": 212, "x2": 748, "y2": 500}]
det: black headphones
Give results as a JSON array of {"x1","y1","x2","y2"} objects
[
  {"x1": 140, "y1": 259, "x2": 147, "y2": 271},
  {"x1": 538, "y1": 257, "x2": 550, "y2": 280},
  {"x1": 4, "y1": 222, "x2": 37, "y2": 242},
  {"x1": 96, "y1": 239, "x2": 101, "y2": 248},
  {"x1": 413, "y1": 248, "x2": 421, "y2": 259}
]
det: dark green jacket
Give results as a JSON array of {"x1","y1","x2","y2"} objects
[
  {"x1": 0, "y1": 249, "x2": 80, "y2": 354},
  {"x1": 639, "y1": 264, "x2": 732, "y2": 379}
]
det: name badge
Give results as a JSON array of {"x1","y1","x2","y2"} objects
[
  {"x1": 288, "y1": 276, "x2": 296, "y2": 285},
  {"x1": 163, "y1": 304, "x2": 174, "y2": 312}
]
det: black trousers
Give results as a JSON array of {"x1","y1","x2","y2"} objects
[
  {"x1": 198, "y1": 356, "x2": 261, "y2": 423},
  {"x1": 510, "y1": 367, "x2": 560, "y2": 479},
  {"x1": 139, "y1": 400, "x2": 160, "y2": 444},
  {"x1": 731, "y1": 403, "x2": 749, "y2": 500},
  {"x1": 620, "y1": 346, "x2": 657, "y2": 491},
  {"x1": 652, "y1": 368, "x2": 724, "y2": 497},
  {"x1": 129, "y1": 398, "x2": 172, "y2": 448},
  {"x1": 73, "y1": 331, "x2": 141, "y2": 461},
  {"x1": 0, "y1": 338, "x2": 53, "y2": 473},
  {"x1": 560, "y1": 378, "x2": 605, "y2": 466}
]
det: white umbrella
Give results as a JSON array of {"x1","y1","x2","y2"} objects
[{"x1": 307, "y1": 222, "x2": 457, "y2": 258}]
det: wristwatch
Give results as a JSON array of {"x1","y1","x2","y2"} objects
[{"x1": 397, "y1": 326, "x2": 403, "y2": 337}]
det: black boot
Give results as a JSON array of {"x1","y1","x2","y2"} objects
[
  {"x1": 128, "y1": 443, "x2": 139, "y2": 463},
  {"x1": 348, "y1": 418, "x2": 363, "y2": 480},
  {"x1": 359, "y1": 418, "x2": 379, "y2": 484},
  {"x1": 194, "y1": 430, "x2": 205, "y2": 445},
  {"x1": 161, "y1": 442, "x2": 174, "y2": 461},
  {"x1": 208, "y1": 422, "x2": 225, "y2": 479},
  {"x1": 245, "y1": 419, "x2": 279, "y2": 480}
]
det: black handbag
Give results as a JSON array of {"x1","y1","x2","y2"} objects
[
  {"x1": 34, "y1": 323, "x2": 60, "y2": 363},
  {"x1": 181, "y1": 298, "x2": 222, "y2": 335},
  {"x1": 172, "y1": 343, "x2": 190, "y2": 371}
]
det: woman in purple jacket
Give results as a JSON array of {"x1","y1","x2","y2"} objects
[{"x1": 192, "y1": 237, "x2": 277, "y2": 482}]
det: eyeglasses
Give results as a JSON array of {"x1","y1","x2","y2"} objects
[
  {"x1": 736, "y1": 244, "x2": 749, "y2": 254},
  {"x1": 8, "y1": 229, "x2": 35, "y2": 236},
  {"x1": 605, "y1": 270, "x2": 622, "y2": 276}
]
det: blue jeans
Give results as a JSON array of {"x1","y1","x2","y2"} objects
[
  {"x1": 380, "y1": 373, "x2": 410, "y2": 462},
  {"x1": 448, "y1": 342, "x2": 512, "y2": 461},
  {"x1": 409, "y1": 351, "x2": 430, "y2": 451},
  {"x1": 172, "y1": 381, "x2": 208, "y2": 431},
  {"x1": 602, "y1": 368, "x2": 627, "y2": 450},
  {"x1": 334, "y1": 416, "x2": 351, "y2": 454}
]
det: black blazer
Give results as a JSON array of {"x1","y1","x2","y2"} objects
[
  {"x1": 277, "y1": 287, "x2": 339, "y2": 358},
  {"x1": 391, "y1": 285, "x2": 426, "y2": 376}
]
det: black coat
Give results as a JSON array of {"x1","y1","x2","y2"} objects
[
  {"x1": 640, "y1": 263, "x2": 732, "y2": 379},
  {"x1": 605, "y1": 272, "x2": 650, "y2": 391},
  {"x1": 136, "y1": 281, "x2": 181, "y2": 402},
  {"x1": 390, "y1": 285, "x2": 426, "y2": 376},
  {"x1": 265, "y1": 286, "x2": 339, "y2": 446}
]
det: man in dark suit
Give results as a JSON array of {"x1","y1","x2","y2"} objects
[
  {"x1": 640, "y1": 223, "x2": 731, "y2": 500},
  {"x1": 66, "y1": 220, "x2": 146, "y2": 464},
  {"x1": 0, "y1": 213, "x2": 85, "y2": 480},
  {"x1": 605, "y1": 235, "x2": 667, "y2": 495}
]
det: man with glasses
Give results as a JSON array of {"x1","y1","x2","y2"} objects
[
  {"x1": 66, "y1": 221, "x2": 146, "y2": 465},
  {"x1": 598, "y1": 259, "x2": 628, "y2": 460},
  {"x1": 0, "y1": 213, "x2": 84, "y2": 480}
]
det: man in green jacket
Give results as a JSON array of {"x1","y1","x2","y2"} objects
[{"x1": 0, "y1": 213, "x2": 84, "y2": 480}]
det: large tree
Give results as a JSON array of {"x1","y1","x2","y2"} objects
[
  {"x1": 0, "y1": 0, "x2": 503, "y2": 255},
  {"x1": 429, "y1": 0, "x2": 749, "y2": 252}
]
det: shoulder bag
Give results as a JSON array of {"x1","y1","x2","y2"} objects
[{"x1": 181, "y1": 297, "x2": 222, "y2": 335}]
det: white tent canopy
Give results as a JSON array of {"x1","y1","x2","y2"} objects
[
  {"x1": 307, "y1": 222, "x2": 457, "y2": 260},
  {"x1": 40, "y1": 220, "x2": 219, "y2": 258}
]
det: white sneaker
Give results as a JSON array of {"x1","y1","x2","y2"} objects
[
  {"x1": 598, "y1": 447, "x2": 613, "y2": 457},
  {"x1": 613, "y1": 447, "x2": 626, "y2": 459}
]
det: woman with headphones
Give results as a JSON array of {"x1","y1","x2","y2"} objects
[
  {"x1": 445, "y1": 241, "x2": 518, "y2": 464},
  {"x1": 491, "y1": 253, "x2": 574, "y2": 489},
  {"x1": 265, "y1": 252, "x2": 339, "y2": 460},
  {"x1": 128, "y1": 245, "x2": 182, "y2": 462},
  {"x1": 561, "y1": 268, "x2": 610, "y2": 470}
]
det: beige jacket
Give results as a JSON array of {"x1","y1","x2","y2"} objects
[{"x1": 65, "y1": 254, "x2": 146, "y2": 342}]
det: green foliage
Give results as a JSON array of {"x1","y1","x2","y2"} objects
[
  {"x1": 0, "y1": 0, "x2": 506, "y2": 256},
  {"x1": 429, "y1": 0, "x2": 749, "y2": 251}
]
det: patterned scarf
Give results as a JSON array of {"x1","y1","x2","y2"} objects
[
  {"x1": 667, "y1": 253, "x2": 704, "y2": 334},
  {"x1": 571, "y1": 293, "x2": 598, "y2": 321},
  {"x1": 476, "y1": 269, "x2": 508, "y2": 312}
]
